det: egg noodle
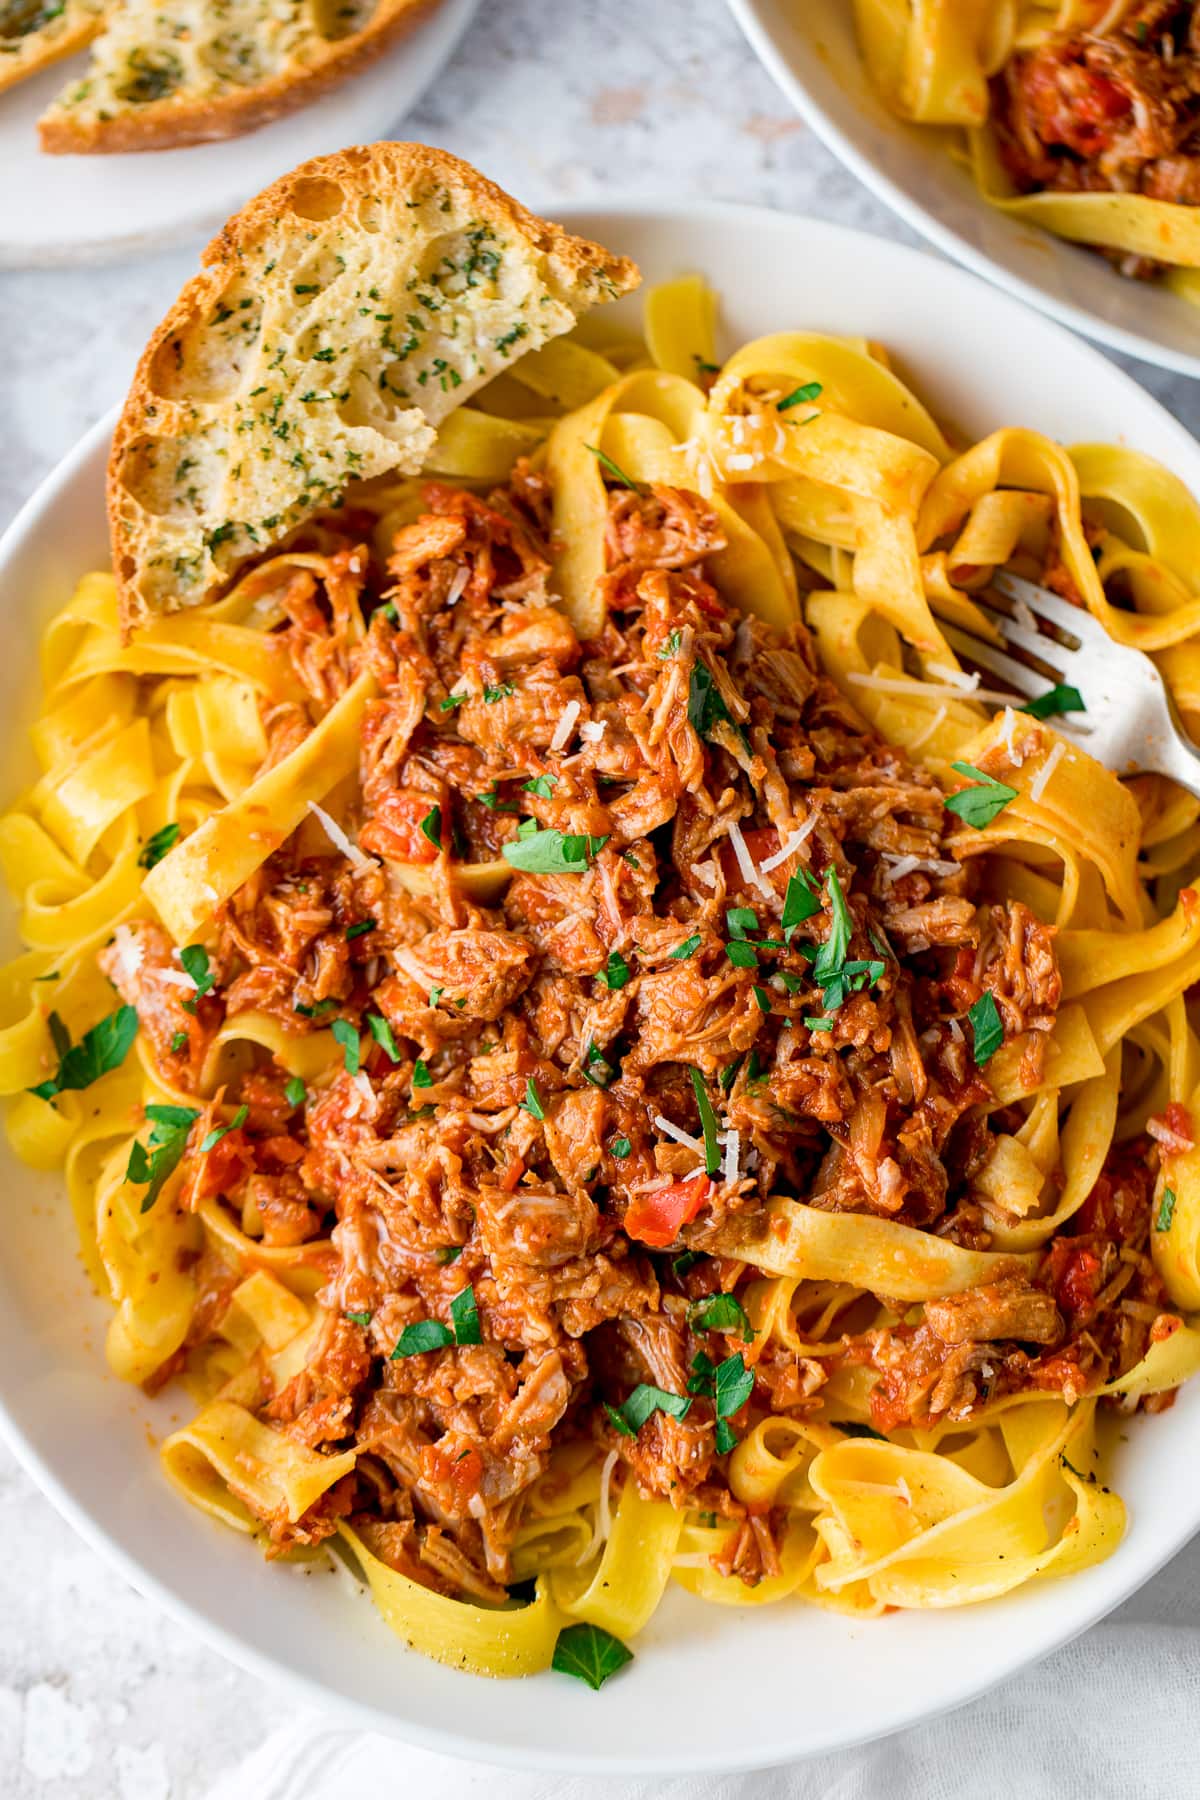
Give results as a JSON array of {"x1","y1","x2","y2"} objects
[
  {"x1": 852, "y1": 0, "x2": 1200, "y2": 295},
  {"x1": 5, "y1": 275, "x2": 1200, "y2": 1679}
]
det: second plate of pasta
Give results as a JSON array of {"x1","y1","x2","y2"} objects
[{"x1": 4, "y1": 199, "x2": 1200, "y2": 1772}]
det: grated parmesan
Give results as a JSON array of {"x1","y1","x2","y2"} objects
[
  {"x1": 550, "y1": 700, "x2": 581, "y2": 753},
  {"x1": 881, "y1": 852, "x2": 962, "y2": 884},
  {"x1": 848, "y1": 671, "x2": 1017, "y2": 708},
  {"x1": 307, "y1": 801, "x2": 370, "y2": 870},
  {"x1": 926, "y1": 662, "x2": 979, "y2": 693},
  {"x1": 727, "y1": 819, "x2": 772, "y2": 898},
  {"x1": 154, "y1": 967, "x2": 196, "y2": 990},
  {"x1": 445, "y1": 566, "x2": 470, "y2": 607},
  {"x1": 693, "y1": 860, "x2": 718, "y2": 890},
  {"x1": 723, "y1": 1126, "x2": 740, "y2": 1188},
  {"x1": 579, "y1": 719, "x2": 607, "y2": 744},
  {"x1": 759, "y1": 816, "x2": 818, "y2": 873},
  {"x1": 1028, "y1": 741, "x2": 1065, "y2": 804},
  {"x1": 107, "y1": 924, "x2": 144, "y2": 986},
  {"x1": 654, "y1": 1114, "x2": 705, "y2": 1155}
]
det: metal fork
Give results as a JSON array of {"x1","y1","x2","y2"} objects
[{"x1": 941, "y1": 570, "x2": 1200, "y2": 798}]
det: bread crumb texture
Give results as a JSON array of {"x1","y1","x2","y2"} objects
[{"x1": 108, "y1": 144, "x2": 639, "y2": 629}]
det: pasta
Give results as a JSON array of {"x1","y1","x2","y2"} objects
[
  {"x1": 852, "y1": 0, "x2": 1200, "y2": 292},
  {"x1": 6, "y1": 273, "x2": 1200, "y2": 1687}
]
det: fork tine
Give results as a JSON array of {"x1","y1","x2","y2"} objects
[
  {"x1": 967, "y1": 590, "x2": 1066, "y2": 681},
  {"x1": 942, "y1": 625, "x2": 1045, "y2": 701},
  {"x1": 989, "y1": 571, "x2": 1089, "y2": 646}
]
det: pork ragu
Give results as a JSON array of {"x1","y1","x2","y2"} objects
[
  {"x1": 993, "y1": 0, "x2": 1200, "y2": 275},
  {"x1": 100, "y1": 464, "x2": 1182, "y2": 1600}
]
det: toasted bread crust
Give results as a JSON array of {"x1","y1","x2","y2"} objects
[
  {"x1": 38, "y1": 0, "x2": 436, "y2": 153},
  {"x1": 0, "y1": 2, "x2": 101, "y2": 98},
  {"x1": 108, "y1": 142, "x2": 640, "y2": 635}
]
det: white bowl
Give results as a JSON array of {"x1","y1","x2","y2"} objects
[
  {"x1": 3, "y1": 201, "x2": 1200, "y2": 1774},
  {"x1": 0, "y1": 0, "x2": 478, "y2": 268},
  {"x1": 729, "y1": 0, "x2": 1200, "y2": 379}
]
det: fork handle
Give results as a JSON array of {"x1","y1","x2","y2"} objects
[{"x1": 1149, "y1": 725, "x2": 1200, "y2": 800}]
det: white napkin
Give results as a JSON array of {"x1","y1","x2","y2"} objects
[{"x1": 202, "y1": 1533, "x2": 1200, "y2": 1800}]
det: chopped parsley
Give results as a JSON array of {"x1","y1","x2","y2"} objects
[
  {"x1": 523, "y1": 774, "x2": 558, "y2": 799},
  {"x1": 582, "y1": 1039, "x2": 617, "y2": 1088},
  {"x1": 687, "y1": 662, "x2": 737, "y2": 743},
  {"x1": 688, "y1": 1348, "x2": 754, "y2": 1453},
  {"x1": 689, "y1": 1292, "x2": 753, "y2": 1341},
  {"x1": 968, "y1": 991, "x2": 1004, "y2": 1066},
  {"x1": 125, "y1": 1103, "x2": 200, "y2": 1213},
  {"x1": 179, "y1": 944, "x2": 215, "y2": 1013},
  {"x1": 483, "y1": 682, "x2": 514, "y2": 704},
  {"x1": 433, "y1": 1245, "x2": 463, "y2": 1265},
  {"x1": 331, "y1": 1018, "x2": 361, "y2": 1075},
  {"x1": 944, "y1": 763, "x2": 1018, "y2": 830},
  {"x1": 752, "y1": 985, "x2": 772, "y2": 1013},
  {"x1": 169, "y1": 1030, "x2": 188, "y2": 1053},
  {"x1": 584, "y1": 442, "x2": 643, "y2": 492},
  {"x1": 726, "y1": 907, "x2": 758, "y2": 940},
  {"x1": 345, "y1": 1311, "x2": 372, "y2": 1327},
  {"x1": 390, "y1": 1320, "x2": 454, "y2": 1358},
  {"x1": 604, "y1": 1384, "x2": 692, "y2": 1437},
  {"x1": 412, "y1": 1057, "x2": 433, "y2": 1088},
  {"x1": 777, "y1": 379, "x2": 823, "y2": 412},
  {"x1": 366, "y1": 1012, "x2": 400, "y2": 1062},
  {"x1": 673, "y1": 1249, "x2": 703, "y2": 1276},
  {"x1": 28, "y1": 1005, "x2": 138, "y2": 1102},
  {"x1": 1156, "y1": 1187, "x2": 1177, "y2": 1232},
  {"x1": 345, "y1": 918, "x2": 376, "y2": 941},
  {"x1": 658, "y1": 629, "x2": 683, "y2": 660},
  {"x1": 284, "y1": 1076, "x2": 306, "y2": 1107},
  {"x1": 419, "y1": 804, "x2": 442, "y2": 851},
  {"x1": 689, "y1": 1067, "x2": 722, "y2": 1178},
  {"x1": 806, "y1": 1016, "x2": 834, "y2": 1033},
  {"x1": 200, "y1": 1103, "x2": 248, "y2": 1154},
  {"x1": 599, "y1": 949, "x2": 631, "y2": 990},
  {"x1": 502, "y1": 824, "x2": 608, "y2": 874},
  {"x1": 671, "y1": 934, "x2": 702, "y2": 960},
  {"x1": 449, "y1": 1284, "x2": 481, "y2": 1346},
  {"x1": 725, "y1": 940, "x2": 758, "y2": 969},
  {"x1": 610, "y1": 1136, "x2": 632, "y2": 1159},
  {"x1": 522, "y1": 1078, "x2": 546, "y2": 1121},
  {"x1": 551, "y1": 1621, "x2": 633, "y2": 1690},
  {"x1": 439, "y1": 690, "x2": 468, "y2": 711},
  {"x1": 1022, "y1": 683, "x2": 1085, "y2": 721},
  {"x1": 782, "y1": 868, "x2": 821, "y2": 938},
  {"x1": 138, "y1": 822, "x2": 180, "y2": 869}
]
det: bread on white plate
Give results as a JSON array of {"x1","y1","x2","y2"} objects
[
  {"x1": 0, "y1": 0, "x2": 101, "y2": 99},
  {"x1": 107, "y1": 141, "x2": 640, "y2": 633},
  {"x1": 37, "y1": 0, "x2": 440, "y2": 153}
]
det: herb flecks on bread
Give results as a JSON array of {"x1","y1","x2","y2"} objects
[
  {"x1": 36, "y1": 0, "x2": 436, "y2": 152},
  {"x1": 0, "y1": 0, "x2": 101, "y2": 99},
  {"x1": 108, "y1": 144, "x2": 639, "y2": 634}
]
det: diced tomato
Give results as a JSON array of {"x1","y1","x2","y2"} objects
[
  {"x1": 1019, "y1": 51, "x2": 1131, "y2": 158},
  {"x1": 358, "y1": 789, "x2": 440, "y2": 864},
  {"x1": 624, "y1": 1173, "x2": 713, "y2": 1248},
  {"x1": 1053, "y1": 1243, "x2": 1103, "y2": 1318},
  {"x1": 715, "y1": 828, "x2": 784, "y2": 898}
]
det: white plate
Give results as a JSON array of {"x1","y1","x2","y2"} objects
[
  {"x1": 729, "y1": 0, "x2": 1200, "y2": 379},
  {"x1": 0, "y1": 0, "x2": 477, "y2": 268},
  {"x1": 3, "y1": 201, "x2": 1200, "y2": 1774}
]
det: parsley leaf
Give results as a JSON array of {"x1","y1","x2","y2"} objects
[
  {"x1": 777, "y1": 379, "x2": 823, "y2": 412},
  {"x1": 169, "y1": 1030, "x2": 188, "y2": 1053},
  {"x1": 502, "y1": 826, "x2": 608, "y2": 874},
  {"x1": 813, "y1": 868, "x2": 853, "y2": 990},
  {"x1": 179, "y1": 944, "x2": 215, "y2": 1013},
  {"x1": 610, "y1": 1135, "x2": 632, "y2": 1159},
  {"x1": 125, "y1": 1102, "x2": 200, "y2": 1212},
  {"x1": 658, "y1": 628, "x2": 683, "y2": 660},
  {"x1": 689, "y1": 1292, "x2": 753, "y2": 1341},
  {"x1": 138, "y1": 823, "x2": 180, "y2": 869},
  {"x1": 552, "y1": 1621, "x2": 633, "y2": 1691},
  {"x1": 28, "y1": 1005, "x2": 139, "y2": 1102},
  {"x1": 433, "y1": 1245, "x2": 462, "y2": 1265},
  {"x1": 582, "y1": 1039, "x2": 617, "y2": 1088},
  {"x1": 1022, "y1": 684, "x2": 1085, "y2": 721},
  {"x1": 687, "y1": 662, "x2": 736, "y2": 742},
  {"x1": 366, "y1": 1012, "x2": 400, "y2": 1062},
  {"x1": 284, "y1": 1076, "x2": 306, "y2": 1107},
  {"x1": 726, "y1": 907, "x2": 758, "y2": 940},
  {"x1": 345, "y1": 918, "x2": 376, "y2": 941},
  {"x1": 968, "y1": 991, "x2": 1004, "y2": 1065},
  {"x1": 752, "y1": 985, "x2": 771, "y2": 1012},
  {"x1": 523, "y1": 774, "x2": 558, "y2": 799},
  {"x1": 439, "y1": 690, "x2": 468, "y2": 712},
  {"x1": 1157, "y1": 1186, "x2": 1177, "y2": 1232},
  {"x1": 345, "y1": 1310, "x2": 372, "y2": 1327},
  {"x1": 713, "y1": 1351, "x2": 754, "y2": 1451},
  {"x1": 726, "y1": 940, "x2": 758, "y2": 969},
  {"x1": 671, "y1": 934, "x2": 702, "y2": 960},
  {"x1": 782, "y1": 868, "x2": 821, "y2": 938},
  {"x1": 584, "y1": 442, "x2": 643, "y2": 492},
  {"x1": 522, "y1": 1078, "x2": 545, "y2": 1121},
  {"x1": 689, "y1": 1067, "x2": 722, "y2": 1178},
  {"x1": 599, "y1": 950, "x2": 631, "y2": 990},
  {"x1": 483, "y1": 682, "x2": 514, "y2": 704},
  {"x1": 331, "y1": 1018, "x2": 360, "y2": 1074},
  {"x1": 945, "y1": 763, "x2": 1018, "y2": 830},
  {"x1": 419, "y1": 805, "x2": 442, "y2": 851},
  {"x1": 606, "y1": 1384, "x2": 692, "y2": 1435},
  {"x1": 390, "y1": 1320, "x2": 454, "y2": 1358},
  {"x1": 450, "y1": 1284, "x2": 481, "y2": 1345},
  {"x1": 412, "y1": 1057, "x2": 433, "y2": 1088},
  {"x1": 200, "y1": 1103, "x2": 248, "y2": 1154}
]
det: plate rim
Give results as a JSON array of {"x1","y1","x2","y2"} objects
[
  {"x1": 726, "y1": 0, "x2": 1200, "y2": 381},
  {"x1": 3, "y1": 197, "x2": 1200, "y2": 1771},
  {"x1": 0, "y1": 0, "x2": 479, "y2": 271}
]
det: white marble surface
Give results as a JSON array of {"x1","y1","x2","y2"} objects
[{"x1": 3, "y1": 1, "x2": 1200, "y2": 1792}]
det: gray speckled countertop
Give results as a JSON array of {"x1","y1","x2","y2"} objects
[{"x1": 3, "y1": 2, "x2": 1200, "y2": 1793}]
